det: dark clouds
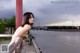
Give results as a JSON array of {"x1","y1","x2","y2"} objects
[
  {"x1": 0, "y1": 0, "x2": 80, "y2": 26},
  {"x1": 0, "y1": 0, "x2": 15, "y2": 18},
  {"x1": 0, "y1": 9, "x2": 15, "y2": 18}
]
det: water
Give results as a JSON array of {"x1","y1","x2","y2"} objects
[{"x1": 31, "y1": 30, "x2": 80, "y2": 53}]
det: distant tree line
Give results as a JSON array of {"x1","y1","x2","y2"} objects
[{"x1": 32, "y1": 26, "x2": 80, "y2": 31}]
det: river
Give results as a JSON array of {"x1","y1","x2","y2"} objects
[{"x1": 31, "y1": 30, "x2": 80, "y2": 53}]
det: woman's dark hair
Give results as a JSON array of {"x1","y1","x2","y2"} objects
[{"x1": 21, "y1": 12, "x2": 34, "y2": 27}]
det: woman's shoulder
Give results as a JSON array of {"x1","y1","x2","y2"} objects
[{"x1": 23, "y1": 24, "x2": 31, "y2": 29}]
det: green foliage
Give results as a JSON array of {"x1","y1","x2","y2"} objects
[
  {"x1": 0, "y1": 19, "x2": 6, "y2": 33},
  {"x1": 0, "y1": 16, "x2": 16, "y2": 33},
  {"x1": 4, "y1": 16, "x2": 15, "y2": 27}
]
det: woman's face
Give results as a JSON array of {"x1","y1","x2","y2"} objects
[{"x1": 29, "y1": 18, "x2": 34, "y2": 23}]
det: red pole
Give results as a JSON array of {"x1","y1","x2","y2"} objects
[
  {"x1": 16, "y1": 0, "x2": 23, "y2": 49},
  {"x1": 16, "y1": 0, "x2": 22, "y2": 28}
]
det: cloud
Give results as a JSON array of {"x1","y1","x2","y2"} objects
[
  {"x1": 37, "y1": 0, "x2": 80, "y2": 25},
  {"x1": 0, "y1": 0, "x2": 80, "y2": 26},
  {"x1": 0, "y1": 0, "x2": 15, "y2": 18},
  {"x1": 0, "y1": 0, "x2": 15, "y2": 9}
]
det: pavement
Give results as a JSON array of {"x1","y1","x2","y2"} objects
[{"x1": 21, "y1": 40, "x2": 36, "y2": 53}]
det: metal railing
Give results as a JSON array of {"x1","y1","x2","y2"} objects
[{"x1": 0, "y1": 34, "x2": 12, "y2": 37}]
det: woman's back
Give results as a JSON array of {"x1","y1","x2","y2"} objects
[{"x1": 12, "y1": 25, "x2": 31, "y2": 37}]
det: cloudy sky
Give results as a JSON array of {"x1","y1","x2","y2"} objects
[{"x1": 0, "y1": 0, "x2": 80, "y2": 26}]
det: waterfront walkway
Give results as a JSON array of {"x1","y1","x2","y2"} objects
[{"x1": 1, "y1": 30, "x2": 80, "y2": 53}]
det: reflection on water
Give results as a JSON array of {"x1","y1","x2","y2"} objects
[{"x1": 31, "y1": 30, "x2": 80, "y2": 53}]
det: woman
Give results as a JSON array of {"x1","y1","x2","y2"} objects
[{"x1": 8, "y1": 12, "x2": 34, "y2": 53}]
